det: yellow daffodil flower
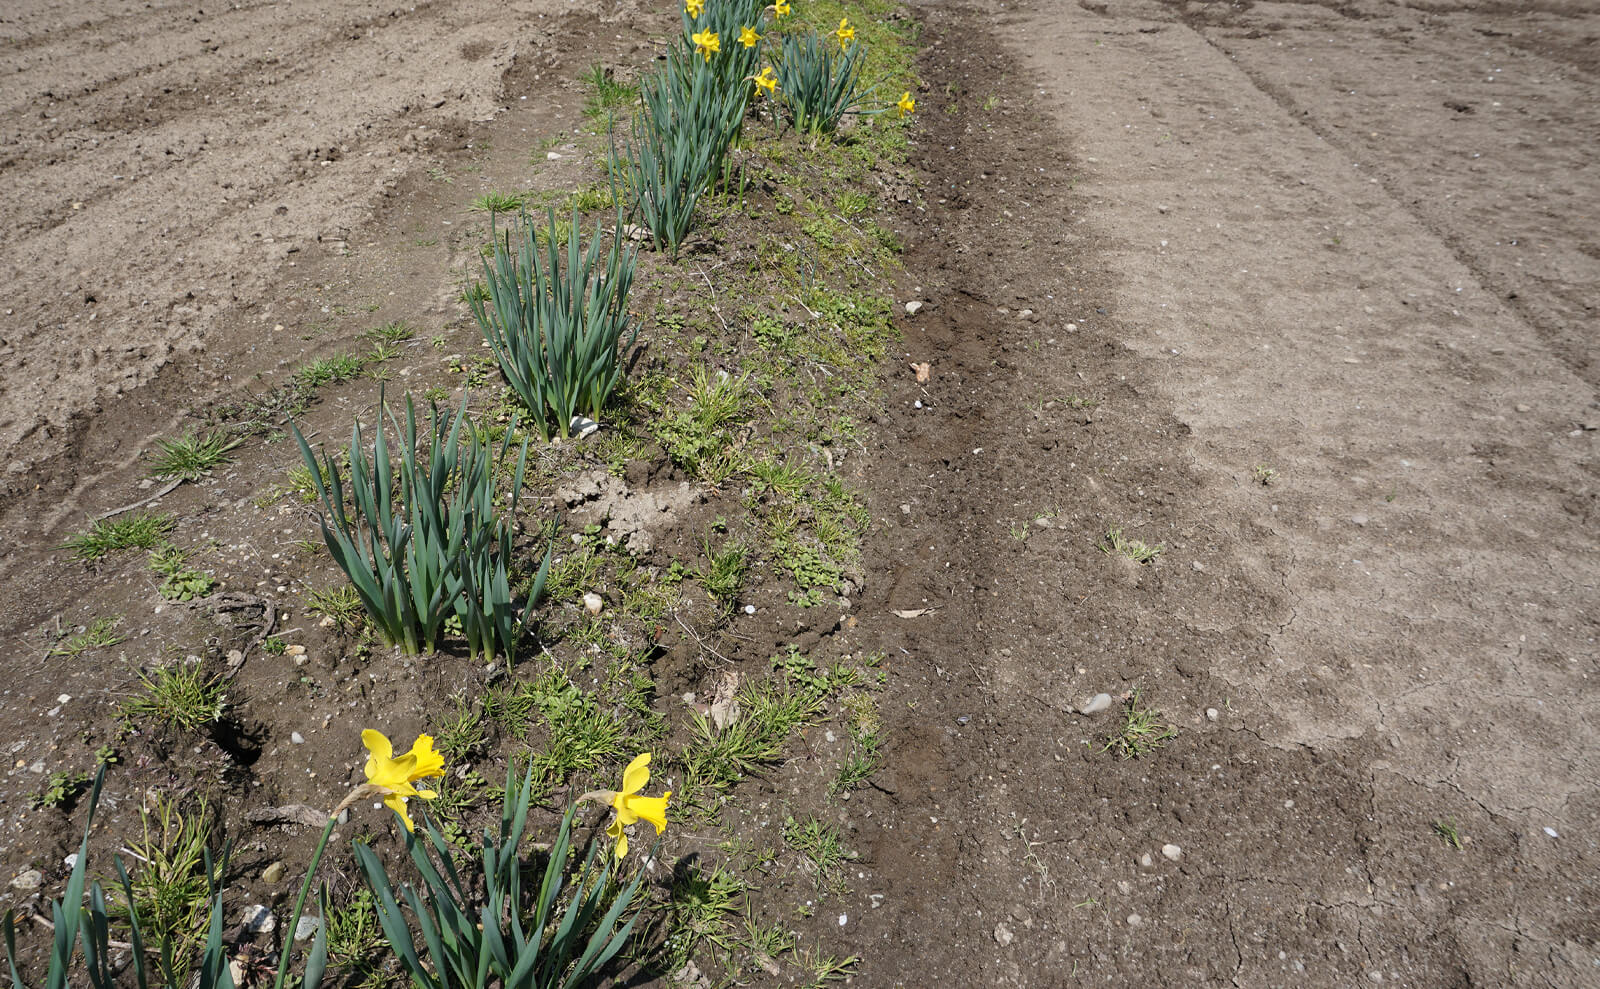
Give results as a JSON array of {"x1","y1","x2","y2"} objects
[
  {"x1": 739, "y1": 25, "x2": 761, "y2": 48},
  {"x1": 601, "y1": 753, "x2": 671, "y2": 860},
  {"x1": 836, "y1": 16, "x2": 854, "y2": 48},
  {"x1": 692, "y1": 28, "x2": 720, "y2": 62},
  {"x1": 360, "y1": 729, "x2": 445, "y2": 832},
  {"x1": 897, "y1": 91, "x2": 916, "y2": 117},
  {"x1": 772, "y1": 0, "x2": 791, "y2": 16},
  {"x1": 686, "y1": 0, "x2": 704, "y2": 18},
  {"x1": 753, "y1": 65, "x2": 778, "y2": 96}
]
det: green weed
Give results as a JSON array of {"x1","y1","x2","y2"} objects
[
  {"x1": 47, "y1": 617, "x2": 124, "y2": 657},
  {"x1": 1102, "y1": 525, "x2": 1163, "y2": 564},
  {"x1": 119, "y1": 664, "x2": 225, "y2": 733},
  {"x1": 63, "y1": 512, "x2": 178, "y2": 561},
  {"x1": 147, "y1": 431, "x2": 245, "y2": 482},
  {"x1": 1102, "y1": 689, "x2": 1177, "y2": 759}
]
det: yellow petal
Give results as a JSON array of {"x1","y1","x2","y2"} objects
[
  {"x1": 362, "y1": 729, "x2": 393, "y2": 767},
  {"x1": 383, "y1": 792, "x2": 416, "y2": 832},
  {"x1": 614, "y1": 830, "x2": 629, "y2": 860},
  {"x1": 621, "y1": 753, "x2": 651, "y2": 796},
  {"x1": 414, "y1": 788, "x2": 437, "y2": 800},
  {"x1": 404, "y1": 734, "x2": 445, "y2": 782},
  {"x1": 624, "y1": 792, "x2": 670, "y2": 834}
]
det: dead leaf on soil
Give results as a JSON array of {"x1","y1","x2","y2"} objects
[
  {"x1": 246, "y1": 804, "x2": 329, "y2": 828},
  {"x1": 891, "y1": 607, "x2": 937, "y2": 618},
  {"x1": 912, "y1": 361, "x2": 932, "y2": 383},
  {"x1": 709, "y1": 671, "x2": 741, "y2": 731}
]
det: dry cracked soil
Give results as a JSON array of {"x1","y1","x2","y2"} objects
[{"x1": 2, "y1": 0, "x2": 1598, "y2": 986}]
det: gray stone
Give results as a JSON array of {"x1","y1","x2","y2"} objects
[
  {"x1": 242, "y1": 904, "x2": 275, "y2": 934},
  {"x1": 262, "y1": 861, "x2": 286, "y2": 884},
  {"x1": 294, "y1": 916, "x2": 320, "y2": 942},
  {"x1": 1162, "y1": 843, "x2": 1183, "y2": 861},
  {"x1": 10, "y1": 869, "x2": 42, "y2": 890},
  {"x1": 1080, "y1": 693, "x2": 1114, "y2": 715},
  {"x1": 993, "y1": 922, "x2": 1015, "y2": 946},
  {"x1": 905, "y1": 300, "x2": 924, "y2": 315}
]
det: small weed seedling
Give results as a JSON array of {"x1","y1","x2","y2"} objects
[
  {"x1": 147, "y1": 431, "x2": 245, "y2": 482},
  {"x1": 1432, "y1": 818, "x2": 1464, "y2": 850},
  {"x1": 48, "y1": 616, "x2": 124, "y2": 657},
  {"x1": 1103, "y1": 526, "x2": 1163, "y2": 564},
  {"x1": 29, "y1": 770, "x2": 91, "y2": 810},
  {"x1": 1102, "y1": 689, "x2": 1177, "y2": 759},
  {"x1": 1253, "y1": 464, "x2": 1278, "y2": 486},
  {"x1": 64, "y1": 512, "x2": 177, "y2": 561},
  {"x1": 148, "y1": 543, "x2": 215, "y2": 601}
]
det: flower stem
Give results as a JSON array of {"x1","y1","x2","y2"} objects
[{"x1": 273, "y1": 814, "x2": 338, "y2": 989}]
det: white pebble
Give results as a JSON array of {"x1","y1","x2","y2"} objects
[
  {"x1": 1543, "y1": 827, "x2": 1559, "y2": 839},
  {"x1": 1080, "y1": 693, "x2": 1113, "y2": 715},
  {"x1": 838, "y1": 913, "x2": 848, "y2": 926},
  {"x1": 1206, "y1": 708, "x2": 1219, "y2": 721},
  {"x1": 1126, "y1": 913, "x2": 1142, "y2": 927},
  {"x1": 1162, "y1": 844, "x2": 1183, "y2": 861},
  {"x1": 743, "y1": 604, "x2": 756, "y2": 615},
  {"x1": 291, "y1": 732, "x2": 306, "y2": 744},
  {"x1": 583, "y1": 592, "x2": 603, "y2": 615}
]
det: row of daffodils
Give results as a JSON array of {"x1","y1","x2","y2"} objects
[{"x1": 688, "y1": 0, "x2": 915, "y2": 117}]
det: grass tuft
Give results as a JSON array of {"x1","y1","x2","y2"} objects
[
  {"x1": 119, "y1": 664, "x2": 225, "y2": 733},
  {"x1": 146, "y1": 431, "x2": 245, "y2": 482},
  {"x1": 1102, "y1": 689, "x2": 1177, "y2": 759},
  {"x1": 64, "y1": 513, "x2": 178, "y2": 562}
]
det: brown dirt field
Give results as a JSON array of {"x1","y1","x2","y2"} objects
[{"x1": 2, "y1": 0, "x2": 1598, "y2": 986}]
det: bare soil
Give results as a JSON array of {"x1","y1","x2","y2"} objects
[{"x1": 3, "y1": 0, "x2": 1598, "y2": 986}]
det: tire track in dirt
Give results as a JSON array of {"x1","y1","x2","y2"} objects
[
  {"x1": 1162, "y1": 0, "x2": 1600, "y2": 388},
  {"x1": 0, "y1": 0, "x2": 598, "y2": 502},
  {"x1": 839, "y1": 0, "x2": 1598, "y2": 983}
]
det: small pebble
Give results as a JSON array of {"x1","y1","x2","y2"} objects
[
  {"x1": 1351, "y1": 514, "x2": 1368, "y2": 526},
  {"x1": 905, "y1": 300, "x2": 924, "y2": 315},
  {"x1": 285, "y1": 644, "x2": 307, "y2": 657},
  {"x1": 63, "y1": 853, "x2": 78, "y2": 869},
  {"x1": 1162, "y1": 844, "x2": 1183, "y2": 862},
  {"x1": 1126, "y1": 913, "x2": 1142, "y2": 927},
  {"x1": 56, "y1": 694, "x2": 71, "y2": 704},
  {"x1": 1515, "y1": 403, "x2": 1531, "y2": 413},
  {"x1": 1080, "y1": 693, "x2": 1113, "y2": 715},
  {"x1": 291, "y1": 732, "x2": 306, "y2": 744},
  {"x1": 1206, "y1": 708, "x2": 1219, "y2": 721},
  {"x1": 262, "y1": 861, "x2": 286, "y2": 884},
  {"x1": 1543, "y1": 827, "x2": 1559, "y2": 839},
  {"x1": 838, "y1": 914, "x2": 848, "y2": 927},
  {"x1": 993, "y1": 922, "x2": 1015, "y2": 946},
  {"x1": 1138, "y1": 852, "x2": 1154, "y2": 868},
  {"x1": 11, "y1": 869, "x2": 43, "y2": 890},
  {"x1": 913, "y1": 399, "x2": 923, "y2": 409},
  {"x1": 583, "y1": 592, "x2": 603, "y2": 615},
  {"x1": 242, "y1": 905, "x2": 275, "y2": 934},
  {"x1": 743, "y1": 604, "x2": 756, "y2": 615},
  {"x1": 294, "y1": 916, "x2": 320, "y2": 942}
]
